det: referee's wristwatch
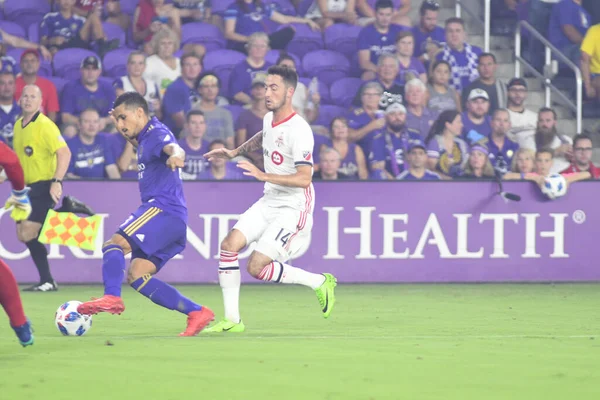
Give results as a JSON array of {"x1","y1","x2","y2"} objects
[{"x1": 51, "y1": 178, "x2": 63, "y2": 185}]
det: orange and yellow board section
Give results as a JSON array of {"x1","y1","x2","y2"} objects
[{"x1": 39, "y1": 210, "x2": 102, "y2": 251}]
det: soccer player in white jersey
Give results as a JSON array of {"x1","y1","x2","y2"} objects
[{"x1": 202, "y1": 65, "x2": 337, "y2": 333}]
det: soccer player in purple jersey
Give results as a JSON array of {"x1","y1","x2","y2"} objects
[{"x1": 77, "y1": 92, "x2": 214, "y2": 337}]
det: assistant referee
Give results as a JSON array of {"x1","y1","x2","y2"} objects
[{"x1": 12, "y1": 84, "x2": 71, "y2": 292}]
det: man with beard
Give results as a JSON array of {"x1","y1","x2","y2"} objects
[
  {"x1": 561, "y1": 133, "x2": 600, "y2": 178},
  {"x1": 486, "y1": 109, "x2": 519, "y2": 174},
  {"x1": 369, "y1": 102, "x2": 421, "y2": 179},
  {"x1": 521, "y1": 107, "x2": 573, "y2": 173},
  {"x1": 461, "y1": 88, "x2": 492, "y2": 145},
  {"x1": 505, "y1": 78, "x2": 538, "y2": 146},
  {"x1": 411, "y1": 0, "x2": 446, "y2": 63}
]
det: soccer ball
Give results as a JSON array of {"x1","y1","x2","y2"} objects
[
  {"x1": 541, "y1": 173, "x2": 568, "y2": 200},
  {"x1": 55, "y1": 301, "x2": 93, "y2": 336}
]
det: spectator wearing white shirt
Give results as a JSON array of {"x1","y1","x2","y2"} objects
[
  {"x1": 142, "y1": 27, "x2": 182, "y2": 96},
  {"x1": 505, "y1": 78, "x2": 538, "y2": 146}
]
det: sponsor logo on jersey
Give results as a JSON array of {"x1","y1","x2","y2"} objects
[{"x1": 271, "y1": 151, "x2": 284, "y2": 165}]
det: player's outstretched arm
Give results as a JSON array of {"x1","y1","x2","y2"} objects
[
  {"x1": 164, "y1": 143, "x2": 186, "y2": 171},
  {"x1": 237, "y1": 162, "x2": 312, "y2": 188},
  {"x1": 204, "y1": 130, "x2": 263, "y2": 162}
]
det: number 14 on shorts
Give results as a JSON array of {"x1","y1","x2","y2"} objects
[{"x1": 275, "y1": 228, "x2": 293, "y2": 247}]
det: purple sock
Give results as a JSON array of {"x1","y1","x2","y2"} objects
[
  {"x1": 130, "y1": 275, "x2": 202, "y2": 315},
  {"x1": 102, "y1": 244, "x2": 125, "y2": 297}
]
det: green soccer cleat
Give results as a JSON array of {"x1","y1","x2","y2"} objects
[
  {"x1": 315, "y1": 273, "x2": 337, "y2": 319},
  {"x1": 202, "y1": 318, "x2": 246, "y2": 333}
]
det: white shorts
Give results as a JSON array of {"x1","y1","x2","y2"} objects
[{"x1": 233, "y1": 198, "x2": 313, "y2": 262}]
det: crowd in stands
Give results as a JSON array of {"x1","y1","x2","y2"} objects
[{"x1": 0, "y1": 0, "x2": 598, "y2": 182}]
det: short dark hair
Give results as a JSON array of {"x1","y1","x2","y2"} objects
[
  {"x1": 113, "y1": 92, "x2": 149, "y2": 115},
  {"x1": 186, "y1": 109, "x2": 205, "y2": 122},
  {"x1": 573, "y1": 133, "x2": 592, "y2": 148},
  {"x1": 420, "y1": 0, "x2": 440, "y2": 16},
  {"x1": 267, "y1": 65, "x2": 298, "y2": 90},
  {"x1": 536, "y1": 148, "x2": 554, "y2": 159},
  {"x1": 209, "y1": 139, "x2": 226, "y2": 149},
  {"x1": 375, "y1": 0, "x2": 394, "y2": 11},
  {"x1": 276, "y1": 52, "x2": 296, "y2": 67},
  {"x1": 492, "y1": 108, "x2": 510, "y2": 119},
  {"x1": 445, "y1": 17, "x2": 465, "y2": 27},
  {"x1": 538, "y1": 107, "x2": 557, "y2": 120},
  {"x1": 478, "y1": 52, "x2": 496, "y2": 64},
  {"x1": 180, "y1": 52, "x2": 202, "y2": 67}
]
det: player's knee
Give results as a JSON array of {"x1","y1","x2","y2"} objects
[
  {"x1": 103, "y1": 234, "x2": 131, "y2": 253},
  {"x1": 220, "y1": 236, "x2": 242, "y2": 254}
]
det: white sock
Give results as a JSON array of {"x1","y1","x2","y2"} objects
[
  {"x1": 258, "y1": 261, "x2": 325, "y2": 290},
  {"x1": 218, "y1": 250, "x2": 241, "y2": 323}
]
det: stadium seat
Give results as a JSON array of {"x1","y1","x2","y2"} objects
[
  {"x1": 265, "y1": 49, "x2": 302, "y2": 75},
  {"x1": 0, "y1": 21, "x2": 26, "y2": 40},
  {"x1": 329, "y1": 77, "x2": 362, "y2": 108},
  {"x1": 224, "y1": 104, "x2": 243, "y2": 125},
  {"x1": 211, "y1": 0, "x2": 232, "y2": 16},
  {"x1": 102, "y1": 22, "x2": 126, "y2": 47},
  {"x1": 285, "y1": 23, "x2": 324, "y2": 59},
  {"x1": 53, "y1": 48, "x2": 98, "y2": 78},
  {"x1": 313, "y1": 104, "x2": 347, "y2": 128},
  {"x1": 181, "y1": 22, "x2": 226, "y2": 51},
  {"x1": 203, "y1": 49, "x2": 246, "y2": 99},
  {"x1": 3, "y1": 0, "x2": 49, "y2": 32},
  {"x1": 349, "y1": 52, "x2": 361, "y2": 78},
  {"x1": 298, "y1": 77, "x2": 330, "y2": 105},
  {"x1": 49, "y1": 76, "x2": 68, "y2": 96},
  {"x1": 365, "y1": 0, "x2": 402, "y2": 8},
  {"x1": 270, "y1": 0, "x2": 297, "y2": 15},
  {"x1": 28, "y1": 22, "x2": 40, "y2": 43},
  {"x1": 6, "y1": 48, "x2": 52, "y2": 76},
  {"x1": 324, "y1": 24, "x2": 362, "y2": 58},
  {"x1": 302, "y1": 50, "x2": 350, "y2": 86},
  {"x1": 103, "y1": 48, "x2": 132, "y2": 78}
]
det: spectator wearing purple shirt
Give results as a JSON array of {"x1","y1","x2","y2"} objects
[
  {"x1": 178, "y1": 110, "x2": 210, "y2": 180},
  {"x1": 111, "y1": 135, "x2": 138, "y2": 179},
  {"x1": 357, "y1": 0, "x2": 409, "y2": 80},
  {"x1": 370, "y1": 102, "x2": 422, "y2": 179},
  {"x1": 395, "y1": 31, "x2": 427, "y2": 85},
  {"x1": 323, "y1": 116, "x2": 368, "y2": 180},
  {"x1": 40, "y1": 0, "x2": 118, "y2": 56},
  {"x1": 61, "y1": 56, "x2": 116, "y2": 138},
  {"x1": 347, "y1": 81, "x2": 387, "y2": 157},
  {"x1": 461, "y1": 88, "x2": 492, "y2": 145},
  {"x1": 435, "y1": 18, "x2": 482, "y2": 92},
  {"x1": 425, "y1": 109, "x2": 469, "y2": 178},
  {"x1": 199, "y1": 139, "x2": 249, "y2": 180},
  {"x1": 460, "y1": 143, "x2": 496, "y2": 180},
  {"x1": 486, "y1": 108, "x2": 519, "y2": 174},
  {"x1": 396, "y1": 138, "x2": 441, "y2": 180},
  {"x1": 405, "y1": 78, "x2": 438, "y2": 137},
  {"x1": 235, "y1": 73, "x2": 268, "y2": 168},
  {"x1": 229, "y1": 33, "x2": 273, "y2": 105},
  {"x1": 162, "y1": 53, "x2": 202, "y2": 136},
  {"x1": 356, "y1": 0, "x2": 412, "y2": 27},
  {"x1": 411, "y1": 0, "x2": 446, "y2": 62},
  {"x1": 548, "y1": 0, "x2": 591, "y2": 63},
  {"x1": 66, "y1": 109, "x2": 120, "y2": 179},
  {"x1": 0, "y1": 72, "x2": 21, "y2": 147},
  {"x1": 353, "y1": 54, "x2": 404, "y2": 107},
  {"x1": 224, "y1": 0, "x2": 319, "y2": 52}
]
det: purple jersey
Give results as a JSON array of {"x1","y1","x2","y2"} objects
[
  {"x1": 0, "y1": 102, "x2": 21, "y2": 147},
  {"x1": 198, "y1": 162, "x2": 248, "y2": 180},
  {"x1": 40, "y1": 12, "x2": 86, "y2": 40},
  {"x1": 178, "y1": 137, "x2": 210, "y2": 179},
  {"x1": 406, "y1": 107, "x2": 438, "y2": 137},
  {"x1": 228, "y1": 60, "x2": 272, "y2": 100},
  {"x1": 323, "y1": 139, "x2": 361, "y2": 179},
  {"x1": 61, "y1": 79, "x2": 115, "y2": 117},
  {"x1": 410, "y1": 25, "x2": 446, "y2": 57},
  {"x1": 346, "y1": 107, "x2": 380, "y2": 159},
  {"x1": 136, "y1": 117, "x2": 187, "y2": 221},
  {"x1": 461, "y1": 112, "x2": 492, "y2": 144},
  {"x1": 357, "y1": 24, "x2": 409, "y2": 65},
  {"x1": 67, "y1": 133, "x2": 115, "y2": 178},
  {"x1": 162, "y1": 77, "x2": 198, "y2": 134},
  {"x1": 397, "y1": 169, "x2": 441, "y2": 180},
  {"x1": 397, "y1": 57, "x2": 426, "y2": 85},
  {"x1": 549, "y1": 0, "x2": 591, "y2": 50},
  {"x1": 369, "y1": 127, "x2": 422, "y2": 177},
  {"x1": 224, "y1": 3, "x2": 275, "y2": 39},
  {"x1": 487, "y1": 136, "x2": 519, "y2": 170}
]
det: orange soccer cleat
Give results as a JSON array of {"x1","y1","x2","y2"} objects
[
  {"x1": 77, "y1": 295, "x2": 125, "y2": 315},
  {"x1": 179, "y1": 307, "x2": 215, "y2": 337}
]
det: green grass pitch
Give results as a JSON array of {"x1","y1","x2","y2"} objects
[{"x1": 1, "y1": 284, "x2": 600, "y2": 400}]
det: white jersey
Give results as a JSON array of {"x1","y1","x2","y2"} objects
[
  {"x1": 261, "y1": 111, "x2": 315, "y2": 214},
  {"x1": 507, "y1": 108, "x2": 538, "y2": 147}
]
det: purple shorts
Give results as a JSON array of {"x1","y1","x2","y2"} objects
[{"x1": 117, "y1": 203, "x2": 186, "y2": 270}]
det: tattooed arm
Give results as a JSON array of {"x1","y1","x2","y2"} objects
[{"x1": 204, "y1": 130, "x2": 263, "y2": 161}]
